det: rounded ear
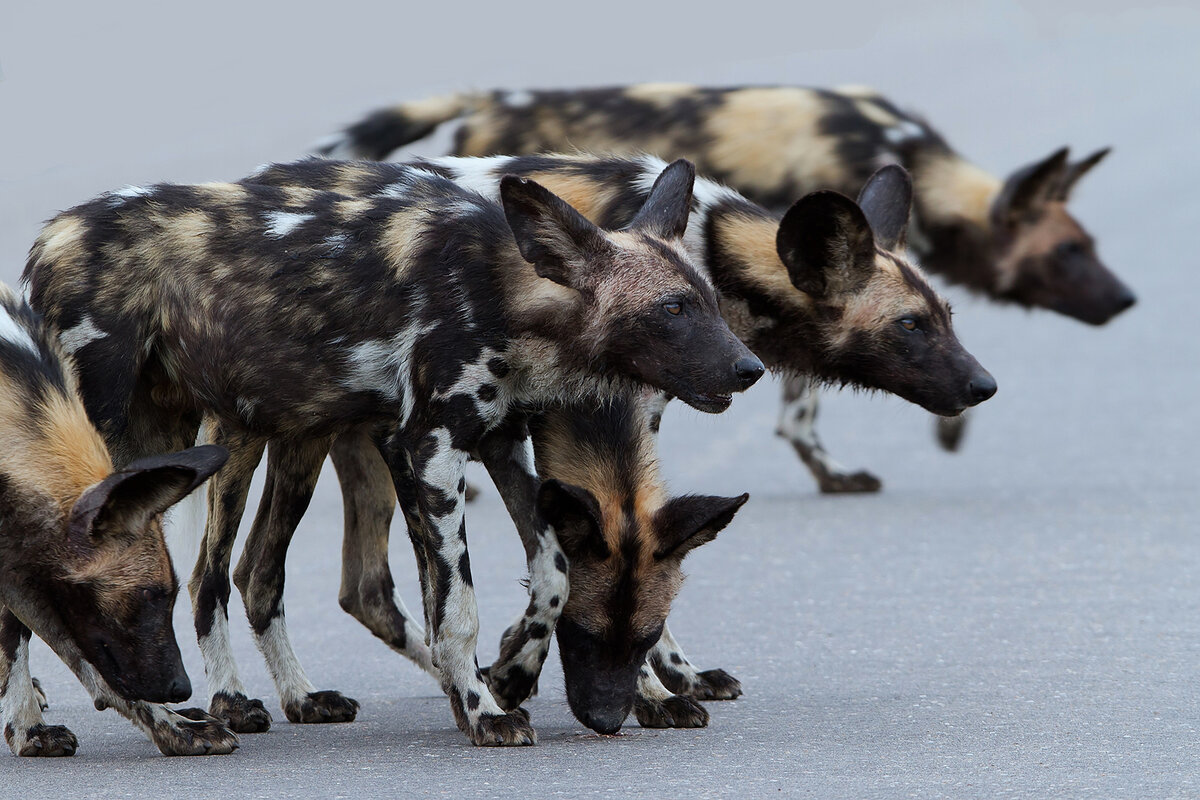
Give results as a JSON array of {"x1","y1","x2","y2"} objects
[
  {"x1": 500, "y1": 175, "x2": 609, "y2": 288},
  {"x1": 627, "y1": 159, "x2": 696, "y2": 240},
  {"x1": 69, "y1": 444, "x2": 229, "y2": 541},
  {"x1": 536, "y1": 478, "x2": 608, "y2": 560},
  {"x1": 992, "y1": 147, "x2": 1070, "y2": 226},
  {"x1": 1057, "y1": 147, "x2": 1110, "y2": 200},
  {"x1": 776, "y1": 191, "x2": 876, "y2": 297},
  {"x1": 856, "y1": 164, "x2": 913, "y2": 251},
  {"x1": 653, "y1": 492, "x2": 749, "y2": 560}
]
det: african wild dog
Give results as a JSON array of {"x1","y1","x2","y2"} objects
[
  {"x1": 236, "y1": 154, "x2": 994, "y2": 722},
  {"x1": 318, "y1": 83, "x2": 1132, "y2": 488},
  {"x1": 25, "y1": 160, "x2": 763, "y2": 746},
  {"x1": 0, "y1": 283, "x2": 231, "y2": 757}
]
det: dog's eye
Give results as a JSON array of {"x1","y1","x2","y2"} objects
[
  {"x1": 1056, "y1": 241, "x2": 1085, "y2": 259},
  {"x1": 663, "y1": 301, "x2": 682, "y2": 316},
  {"x1": 898, "y1": 318, "x2": 919, "y2": 332}
]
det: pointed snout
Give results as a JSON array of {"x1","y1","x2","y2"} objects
[
  {"x1": 734, "y1": 356, "x2": 765, "y2": 390},
  {"x1": 579, "y1": 709, "x2": 626, "y2": 735},
  {"x1": 968, "y1": 371, "x2": 998, "y2": 405},
  {"x1": 1113, "y1": 288, "x2": 1137, "y2": 314}
]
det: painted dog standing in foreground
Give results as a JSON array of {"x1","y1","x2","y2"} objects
[
  {"x1": 25, "y1": 161, "x2": 763, "y2": 746},
  {"x1": 237, "y1": 156, "x2": 995, "y2": 729},
  {"x1": 319, "y1": 83, "x2": 1133, "y2": 491},
  {"x1": 0, "y1": 283, "x2": 230, "y2": 757}
]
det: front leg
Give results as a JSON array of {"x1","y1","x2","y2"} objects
[
  {"x1": 1, "y1": 610, "x2": 76, "y2": 757},
  {"x1": 476, "y1": 422, "x2": 568, "y2": 711},
  {"x1": 633, "y1": 658, "x2": 709, "y2": 729},
  {"x1": 397, "y1": 428, "x2": 535, "y2": 746},
  {"x1": 650, "y1": 622, "x2": 742, "y2": 701},
  {"x1": 777, "y1": 374, "x2": 882, "y2": 494}
]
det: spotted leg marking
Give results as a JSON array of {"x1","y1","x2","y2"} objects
[
  {"x1": 0, "y1": 611, "x2": 76, "y2": 757},
  {"x1": 476, "y1": 424, "x2": 568, "y2": 711},
  {"x1": 935, "y1": 409, "x2": 970, "y2": 452},
  {"x1": 388, "y1": 428, "x2": 535, "y2": 746},
  {"x1": 650, "y1": 622, "x2": 742, "y2": 701},
  {"x1": 330, "y1": 428, "x2": 437, "y2": 681},
  {"x1": 189, "y1": 419, "x2": 272, "y2": 733},
  {"x1": 633, "y1": 658, "x2": 709, "y2": 729},
  {"x1": 777, "y1": 374, "x2": 882, "y2": 494},
  {"x1": 232, "y1": 438, "x2": 359, "y2": 725}
]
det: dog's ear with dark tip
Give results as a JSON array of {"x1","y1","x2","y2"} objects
[
  {"x1": 500, "y1": 175, "x2": 609, "y2": 288},
  {"x1": 627, "y1": 159, "x2": 696, "y2": 240},
  {"x1": 856, "y1": 164, "x2": 913, "y2": 251},
  {"x1": 1057, "y1": 147, "x2": 1110, "y2": 200},
  {"x1": 653, "y1": 492, "x2": 749, "y2": 560},
  {"x1": 777, "y1": 191, "x2": 876, "y2": 297},
  {"x1": 992, "y1": 147, "x2": 1070, "y2": 226}
]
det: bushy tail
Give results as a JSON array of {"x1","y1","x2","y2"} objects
[{"x1": 313, "y1": 91, "x2": 491, "y2": 160}]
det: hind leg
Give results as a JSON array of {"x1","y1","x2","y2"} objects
[
  {"x1": 233, "y1": 437, "x2": 358, "y2": 725},
  {"x1": 0, "y1": 610, "x2": 76, "y2": 757},
  {"x1": 331, "y1": 429, "x2": 437, "y2": 680},
  {"x1": 189, "y1": 418, "x2": 272, "y2": 733},
  {"x1": 776, "y1": 375, "x2": 881, "y2": 494},
  {"x1": 650, "y1": 622, "x2": 742, "y2": 701}
]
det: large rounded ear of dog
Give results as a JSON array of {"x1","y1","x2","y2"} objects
[
  {"x1": 536, "y1": 478, "x2": 609, "y2": 560},
  {"x1": 776, "y1": 191, "x2": 876, "y2": 297},
  {"x1": 627, "y1": 159, "x2": 696, "y2": 240},
  {"x1": 653, "y1": 492, "x2": 749, "y2": 560},
  {"x1": 500, "y1": 175, "x2": 610, "y2": 288},
  {"x1": 991, "y1": 147, "x2": 1070, "y2": 227},
  {"x1": 68, "y1": 444, "x2": 229, "y2": 541},
  {"x1": 1056, "y1": 147, "x2": 1111, "y2": 200},
  {"x1": 856, "y1": 164, "x2": 913, "y2": 251}
]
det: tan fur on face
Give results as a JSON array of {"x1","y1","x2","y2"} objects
[
  {"x1": 836, "y1": 252, "x2": 938, "y2": 347},
  {"x1": 705, "y1": 88, "x2": 842, "y2": 198},
  {"x1": 994, "y1": 201, "x2": 1087, "y2": 292},
  {"x1": 69, "y1": 524, "x2": 174, "y2": 614}
]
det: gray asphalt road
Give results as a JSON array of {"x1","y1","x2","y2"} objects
[{"x1": 2, "y1": 3, "x2": 1197, "y2": 797}]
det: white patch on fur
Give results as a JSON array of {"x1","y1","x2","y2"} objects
[
  {"x1": 256, "y1": 616, "x2": 318, "y2": 705},
  {"x1": 441, "y1": 157, "x2": 510, "y2": 203},
  {"x1": 59, "y1": 315, "x2": 107, "y2": 355},
  {"x1": 433, "y1": 347, "x2": 509, "y2": 423},
  {"x1": 0, "y1": 304, "x2": 38, "y2": 355},
  {"x1": 503, "y1": 90, "x2": 534, "y2": 108},
  {"x1": 883, "y1": 119, "x2": 927, "y2": 145},
  {"x1": 199, "y1": 612, "x2": 248, "y2": 699},
  {"x1": 776, "y1": 376, "x2": 854, "y2": 476},
  {"x1": 263, "y1": 210, "x2": 314, "y2": 238},
  {"x1": 106, "y1": 185, "x2": 150, "y2": 206},
  {"x1": 342, "y1": 315, "x2": 437, "y2": 426},
  {"x1": 636, "y1": 658, "x2": 674, "y2": 702}
]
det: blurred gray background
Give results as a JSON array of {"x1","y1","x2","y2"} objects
[{"x1": 2, "y1": 2, "x2": 1197, "y2": 797}]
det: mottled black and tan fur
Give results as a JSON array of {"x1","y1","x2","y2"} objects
[
  {"x1": 0, "y1": 283, "x2": 229, "y2": 757},
  {"x1": 25, "y1": 162, "x2": 760, "y2": 746},
  {"x1": 319, "y1": 84, "x2": 1132, "y2": 486},
  {"x1": 241, "y1": 154, "x2": 992, "y2": 723}
]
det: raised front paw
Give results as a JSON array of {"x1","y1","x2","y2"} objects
[
  {"x1": 936, "y1": 414, "x2": 967, "y2": 452},
  {"x1": 468, "y1": 710, "x2": 536, "y2": 746},
  {"x1": 8, "y1": 723, "x2": 78, "y2": 757},
  {"x1": 483, "y1": 662, "x2": 540, "y2": 710},
  {"x1": 151, "y1": 709, "x2": 239, "y2": 756},
  {"x1": 817, "y1": 469, "x2": 882, "y2": 494},
  {"x1": 634, "y1": 694, "x2": 709, "y2": 729},
  {"x1": 283, "y1": 690, "x2": 359, "y2": 724},
  {"x1": 210, "y1": 691, "x2": 273, "y2": 733}
]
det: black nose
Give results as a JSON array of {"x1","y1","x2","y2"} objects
[
  {"x1": 968, "y1": 372, "x2": 998, "y2": 404},
  {"x1": 581, "y1": 710, "x2": 625, "y2": 735},
  {"x1": 167, "y1": 673, "x2": 192, "y2": 703},
  {"x1": 1114, "y1": 289, "x2": 1136, "y2": 313},
  {"x1": 734, "y1": 356, "x2": 765, "y2": 389}
]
